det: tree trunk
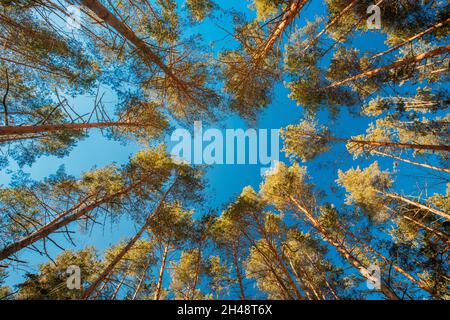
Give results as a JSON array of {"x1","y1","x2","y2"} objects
[
  {"x1": 84, "y1": 220, "x2": 148, "y2": 299},
  {"x1": 285, "y1": 253, "x2": 317, "y2": 299},
  {"x1": 154, "y1": 244, "x2": 170, "y2": 300},
  {"x1": 3, "y1": 67, "x2": 9, "y2": 126},
  {"x1": 401, "y1": 215, "x2": 450, "y2": 242},
  {"x1": 382, "y1": 191, "x2": 450, "y2": 221},
  {"x1": 327, "y1": 45, "x2": 450, "y2": 88},
  {"x1": 190, "y1": 247, "x2": 204, "y2": 300},
  {"x1": 82, "y1": 178, "x2": 177, "y2": 299},
  {"x1": 0, "y1": 134, "x2": 48, "y2": 143},
  {"x1": 338, "y1": 220, "x2": 438, "y2": 297},
  {"x1": 289, "y1": 196, "x2": 400, "y2": 300},
  {"x1": 370, "y1": 17, "x2": 450, "y2": 61},
  {"x1": 80, "y1": 0, "x2": 190, "y2": 94},
  {"x1": 240, "y1": 230, "x2": 298, "y2": 300},
  {"x1": 330, "y1": 135, "x2": 450, "y2": 152},
  {"x1": 254, "y1": 0, "x2": 308, "y2": 63},
  {"x1": 0, "y1": 184, "x2": 139, "y2": 261},
  {"x1": 319, "y1": 0, "x2": 385, "y2": 59},
  {"x1": 250, "y1": 213, "x2": 305, "y2": 300},
  {"x1": 372, "y1": 150, "x2": 450, "y2": 173},
  {"x1": 0, "y1": 122, "x2": 144, "y2": 136},
  {"x1": 110, "y1": 271, "x2": 128, "y2": 300},
  {"x1": 303, "y1": 251, "x2": 340, "y2": 300},
  {"x1": 131, "y1": 258, "x2": 152, "y2": 300},
  {"x1": 232, "y1": 247, "x2": 246, "y2": 300},
  {"x1": 302, "y1": 0, "x2": 358, "y2": 53}
]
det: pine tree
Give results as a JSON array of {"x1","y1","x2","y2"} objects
[
  {"x1": 16, "y1": 247, "x2": 101, "y2": 300},
  {"x1": 0, "y1": 3, "x2": 102, "y2": 166},
  {"x1": 95, "y1": 240, "x2": 155, "y2": 300},
  {"x1": 337, "y1": 162, "x2": 450, "y2": 221},
  {"x1": 0, "y1": 146, "x2": 177, "y2": 261},
  {"x1": 281, "y1": 118, "x2": 450, "y2": 166},
  {"x1": 82, "y1": 161, "x2": 204, "y2": 299},
  {"x1": 170, "y1": 249, "x2": 209, "y2": 300},
  {"x1": 260, "y1": 162, "x2": 404, "y2": 299},
  {"x1": 79, "y1": 0, "x2": 220, "y2": 120},
  {"x1": 150, "y1": 203, "x2": 194, "y2": 300},
  {"x1": 284, "y1": 19, "x2": 357, "y2": 115},
  {"x1": 211, "y1": 208, "x2": 250, "y2": 299}
]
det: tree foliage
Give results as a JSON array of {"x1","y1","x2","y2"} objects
[{"x1": 0, "y1": 0, "x2": 448, "y2": 301}]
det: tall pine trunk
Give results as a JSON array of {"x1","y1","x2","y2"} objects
[
  {"x1": 401, "y1": 215, "x2": 450, "y2": 242},
  {"x1": 289, "y1": 197, "x2": 400, "y2": 300},
  {"x1": 285, "y1": 253, "x2": 317, "y2": 299},
  {"x1": 330, "y1": 136, "x2": 450, "y2": 152},
  {"x1": 250, "y1": 212, "x2": 305, "y2": 300},
  {"x1": 372, "y1": 151, "x2": 450, "y2": 173},
  {"x1": 303, "y1": 251, "x2": 340, "y2": 300},
  {"x1": 0, "y1": 122, "x2": 143, "y2": 136},
  {"x1": 339, "y1": 221, "x2": 438, "y2": 297},
  {"x1": 0, "y1": 183, "x2": 140, "y2": 261},
  {"x1": 110, "y1": 270, "x2": 128, "y2": 300},
  {"x1": 240, "y1": 229, "x2": 298, "y2": 300},
  {"x1": 370, "y1": 17, "x2": 450, "y2": 61},
  {"x1": 232, "y1": 247, "x2": 246, "y2": 300},
  {"x1": 381, "y1": 191, "x2": 450, "y2": 221},
  {"x1": 83, "y1": 179, "x2": 177, "y2": 299},
  {"x1": 131, "y1": 258, "x2": 153, "y2": 300},
  {"x1": 319, "y1": 0, "x2": 385, "y2": 59},
  {"x1": 303, "y1": 0, "x2": 358, "y2": 53},
  {"x1": 189, "y1": 248, "x2": 202, "y2": 300},
  {"x1": 80, "y1": 0, "x2": 190, "y2": 94},
  {"x1": 154, "y1": 244, "x2": 170, "y2": 300},
  {"x1": 327, "y1": 45, "x2": 450, "y2": 88},
  {"x1": 254, "y1": 0, "x2": 308, "y2": 63}
]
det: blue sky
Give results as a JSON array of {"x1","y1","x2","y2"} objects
[{"x1": 1, "y1": 1, "x2": 448, "y2": 297}]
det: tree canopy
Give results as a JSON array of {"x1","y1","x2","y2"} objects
[{"x1": 0, "y1": 0, "x2": 448, "y2": 301}]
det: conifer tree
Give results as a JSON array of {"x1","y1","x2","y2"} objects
[
  {"x1": 95, "y1": 240, "x2": 155, "y2": 300},
  {"x1": 0, "y1": 146, "x2": 177, "y2": 261},
  {"x1": 16, "y1": 247, "x2": 101, "y2": 300},
  {"x1": 150, "y1": 203, "x2": 195, "y2": 300},
  {"x1": 82, "y1": 162, "x2": 204, "y2": 299},
  {"x1": 260, "y1": 162, "x2": 404, "y2": 299},
  {"x1": 78, "y1": 0, "x2": 220, "y2": 120},
  {"x1": 170, "y1": 249, "x2": 209, "y2": 300},
  {"x1": 337, "y1": 162, "x2": 450, "y2": 221}
]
